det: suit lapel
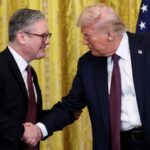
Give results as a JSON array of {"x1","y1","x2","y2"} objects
[
  {"x1": 4, "y1": 48, "x2": 28, "y2": 102},
  {"x1": 128, "y1": 32, "x2": 144, "y2": 123},
  {"x1": 31, "y1": 67, "x2": 42, "y2": 116},
  {"x1": 93, "y1": 56, "x2": 110, "y2": 134}
]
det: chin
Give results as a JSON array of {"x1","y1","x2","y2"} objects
[
  {"x1": 37, "y1": 54, "x2": 46, "y2": 59},
  {"x1": 91, "y1": 51, "x2": 101, "y2": 57}
]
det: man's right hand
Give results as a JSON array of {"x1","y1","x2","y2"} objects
[{"x1": 22, "y1": 122, "x2": 42, "y2": 147}]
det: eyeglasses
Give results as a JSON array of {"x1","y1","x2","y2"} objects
[{"x1": 23, "y1": 31, "x2": 52, "y2": 43}]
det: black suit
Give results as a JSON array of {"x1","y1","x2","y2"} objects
[
  {"x1": 0, "y1": 47, "x2": 43, "y2": 149},
  {"x1": 41, "y1": 32, "x2": 150, "y2": 150},
  {"x1": 0, "y1": 47, "x2": 76, "y2": 149}
]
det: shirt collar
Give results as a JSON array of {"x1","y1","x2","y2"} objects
[
  {"x1": 8, "y1": 46, "x2": 28, "y2": 73},
  {"x1": 115, "y1": 33, "x2": 130, "y2": 61}
]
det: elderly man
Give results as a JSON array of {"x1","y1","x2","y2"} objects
[{"x1": 31, "y1": 3, "x2": 150, "y2": 150}]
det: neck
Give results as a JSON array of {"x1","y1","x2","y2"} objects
[{"x1": 9, "y1": 42, "x2": 31, "y2": 63}]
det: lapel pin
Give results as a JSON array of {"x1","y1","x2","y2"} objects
[{"x1": 138, "y1": 49, "x2": 143, "y2": 54}]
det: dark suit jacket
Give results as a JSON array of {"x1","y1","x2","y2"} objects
[
  {"x1": 0, "y1": 47, "x2": 76, "y2": 150},
  {"x1": 41, "y1": 32, "x2": 150, "y2": 150},
  {"x1": 0, "y1": 47, "x2": 44, "y2": 149}
]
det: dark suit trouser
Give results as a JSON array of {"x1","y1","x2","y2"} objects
[{"x1": 121, "y1": 128, "x2": 149, "y2": 150}]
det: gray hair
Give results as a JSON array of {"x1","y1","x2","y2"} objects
[
  {"x1": 9, "y1": 8, "x2": 45, "y2": 41},
  {"x1": 77, "y1": 3, "x2": 127, "y2": 34}
]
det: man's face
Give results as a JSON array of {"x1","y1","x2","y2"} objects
[
  {"x1": 22, "y1": 19, "x2": 50, "y2": 62},
  {"x1": 81, "y1": 24, "x2": 115, "y2": 57}
]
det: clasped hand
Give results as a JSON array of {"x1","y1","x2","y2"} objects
[{"x1": 22, "y1": 123, "x2": 42, "y2": 147}]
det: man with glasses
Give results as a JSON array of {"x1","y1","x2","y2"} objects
[
  {"x1": 22, "y1": 31, "x2": 52, "y2": 43},
  {"x1": 0, "y1": 8, "x2": 76, "y2": 150}
]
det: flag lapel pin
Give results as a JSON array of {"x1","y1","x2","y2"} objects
[{"x1": 138, "y1": 49, "x2": 143, "y2": 54}]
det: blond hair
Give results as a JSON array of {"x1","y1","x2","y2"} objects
[{"x1": 77, "y1": 3, "x2": 127, "y2": 34}]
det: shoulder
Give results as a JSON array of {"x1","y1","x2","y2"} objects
[
  {"x1": 127, "y1": 32, "x2": 150, "y2": 44},
  {"x1": 80, "y1": 51, "x2": 92, "y2": 60},
  {"x1": 78, "y1": 51, "x2": 94, "y2": 66},
  {"x1": 79, "y1": 51, "x2": 106, "y2": 63},
  {"x1": 0, "y1": 47, "x2": 12, "y2": 65},
  {"x1": 77, "y1": 51, "x2": 107, "y2": 71},
  {"x1": 0, "y1": 48, "x2": 8, "y2": 61},
  {"x1": 127, "y1": 31, "x2": 150, "y2": 37},
  {"x1": 79, "y1": 51, "x2": 100, "y2": 62}
]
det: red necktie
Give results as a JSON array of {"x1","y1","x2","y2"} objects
[
  {"x1": 25, "y1": 65, "x2": 38, "y2": 150},
  {"x1": 109, "y1": 54, "x2": 121, "y2": 150},
  {"x1": 26, "y1": 65, "x2": 36, "y2": 124}
]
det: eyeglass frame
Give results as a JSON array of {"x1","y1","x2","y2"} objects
[{"x1": 23, "y1": 31, "x2": 52, "y2": 43}]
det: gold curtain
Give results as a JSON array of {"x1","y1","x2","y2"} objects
[{"x1": 0, "y1": 0, "x2": 141, "y2": 150}]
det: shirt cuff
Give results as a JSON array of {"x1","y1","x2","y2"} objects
[{"x1": 36, "y1": 122, "x2": 48, "y2": 138}]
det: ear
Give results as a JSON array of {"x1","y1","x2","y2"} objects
[
  {"x1": 16, "y1": 31, "x2": 26, "y2": 44},
  {"x1": 107, "y1": 31, "x2": 114, "y2": 41}
]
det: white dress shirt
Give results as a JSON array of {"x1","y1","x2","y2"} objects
[
  {"x1": 107, "y1": 33, "x2": 142, "y2": 131},
  {"x1": 8, "y1": 46, "x2": 48, "y2": 137}
]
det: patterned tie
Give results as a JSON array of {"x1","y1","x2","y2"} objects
[
  {"x1": 109, "y1": 54, "x2": 121, "y2": 150},
  {"x1": 25, "y1": 65, "x2": 38, "y2": 150}
]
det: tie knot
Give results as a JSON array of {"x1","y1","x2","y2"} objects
[
  {"x1": 26, "y1": 65, "x2": 32, "y2": 74},
  {"x1": 26, "y1": 65, "x2": 31, "y2": 71},
  {"x1": 112, "y1": 54, "x2": 120, "y2": 62}
]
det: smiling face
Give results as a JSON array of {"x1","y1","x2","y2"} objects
[
  {"x1": 14, "y1": 18, "x2": 50, "y2": 62},
  {"x1": 23, "y1": 19, "x2": 50, "y2": 61}
]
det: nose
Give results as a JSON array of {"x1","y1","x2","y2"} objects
[{"x1": 44, "y1": 36, "x2": 50, "y2": 45}]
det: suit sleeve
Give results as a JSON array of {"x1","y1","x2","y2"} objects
[{"x1": 40, "y1": 59, "x2": 86, "y2": 137}]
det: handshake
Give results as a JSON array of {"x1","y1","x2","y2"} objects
[
  {"x1": 22, "y1": 122, "x2": 43, "y2": 147},
  {"x1": 21, "y1": 110, "x2": 82, "y2": 148}
]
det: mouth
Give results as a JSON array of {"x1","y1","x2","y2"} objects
[{"x1": 40, "y1": 45, "x2": 47, "y2": 49}]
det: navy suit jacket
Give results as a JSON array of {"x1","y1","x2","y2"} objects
[{"x1": 41, "y1": 32, "x2": 150, "y2": 150}]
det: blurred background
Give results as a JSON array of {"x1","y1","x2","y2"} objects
[{"x1": 0, "y1": 0, "x2": 141, "y2": 150}]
